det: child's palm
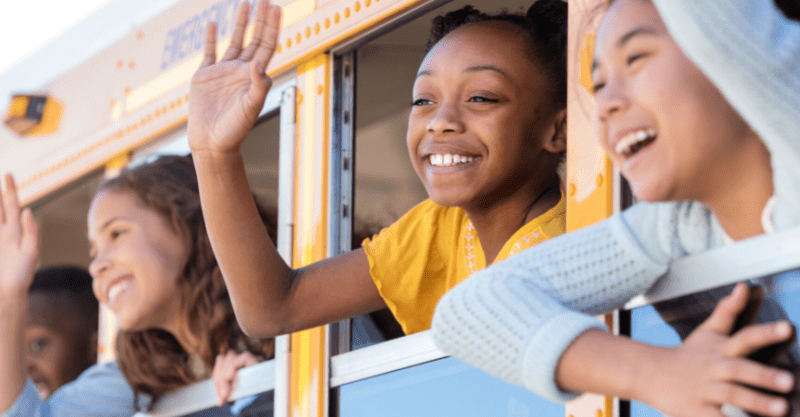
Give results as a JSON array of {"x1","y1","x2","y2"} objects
[
  {"x1": 190, "y1": 61, "x2": 268, "y2": 153},
  {"x1": 0, "y1": 175, "x2": 39, "y2": 297},
  {"x1": 188, "y1": 1, "x2": 281, "y2": 155}
]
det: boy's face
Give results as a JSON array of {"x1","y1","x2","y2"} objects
[{"x1": 25, "y1": 293, "x2": 97, "y2": 399}]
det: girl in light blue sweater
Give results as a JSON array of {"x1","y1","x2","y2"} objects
[{"x1": 433, "y1": 0, "x2": 800, "y2": 416}]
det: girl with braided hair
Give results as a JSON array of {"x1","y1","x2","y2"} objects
[
  {"x1": 188, "y1": 0, "x2": 569, "y2": 342},
  {"x1": 433, "y1": 0, "x2": 800, "y2": 416}
]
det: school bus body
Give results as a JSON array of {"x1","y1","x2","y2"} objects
[{"x1": 0, "y1": 0, "x2": 630, "y2": 416}]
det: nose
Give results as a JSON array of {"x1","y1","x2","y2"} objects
[
  {"x1": 596, "y1": 76, "x2": 630, "y2": 122},
  {"x1": 426, "y1": 101, "x2": 465, "y2": 135},
  {"x1": 89, "y1": 250, "x2": 111, "y2": 282}
]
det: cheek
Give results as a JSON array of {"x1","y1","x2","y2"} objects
[{"x1": 92, "y1": 281, "x2": 104, "y2": 304}]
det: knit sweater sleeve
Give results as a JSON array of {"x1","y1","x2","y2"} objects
[
  {"x1": 431, "y1": 204, "x2": 667, "y2": 402},
  {"x1": 652, "y1": 0, "x2": 800, "y2": 230}
]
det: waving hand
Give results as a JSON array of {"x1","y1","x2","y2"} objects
[
  {"x1": 188, "y1": 0, "x2": 282, "y2": 155},
  {"x1": 0, "y1": 174, "x2": 39, "y2": 298}
]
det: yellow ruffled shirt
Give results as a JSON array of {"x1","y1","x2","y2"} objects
[{"x1": 362, "y1": 193, "x2": 566, "y2": 335}]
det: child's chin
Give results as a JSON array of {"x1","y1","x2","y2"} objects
[{"x1": 630, "y1": 182, "x2": 670, "y2": 204}]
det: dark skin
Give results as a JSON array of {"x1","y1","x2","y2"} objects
[
  {"x1": 189, "y1": 0, "x2": 565, "y2": 338},
  {"x1": 25, "y1": 293, "x2": 97, "y2": 399}
]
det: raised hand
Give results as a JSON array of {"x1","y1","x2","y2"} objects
[
  {"x1": 641, "y1": 283, "x2": 795, "y2": 417},
  {"x1": 188, "y1": 0, "x2": 282, "y2": 155},
  {"x1": 211, "y1": 350, "x2": 260, "y2": 406},
  {"x1": 0, "y1": 174, "x2": 39, "y2": 299}
]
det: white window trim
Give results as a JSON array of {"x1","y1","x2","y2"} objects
[
  {"x1": 134, "y1": 360, "x2": 275, "y2": 417},
  {"x1": 330, "y1": 330, "x2": 447, "y2": 388},
  {"x1": 626, "y1": 225, "x2": 800, "y2": 309}
]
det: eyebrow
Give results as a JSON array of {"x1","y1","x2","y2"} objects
[
  {"x1": 88, "y1": 216, "x2": 124, "y2": 241},
  {"x1": 415, "y1": 65, "x2": 512, "y2": 81},
  {"x1": 590, "y1": 25, "x2": 659, "y2": 73}
]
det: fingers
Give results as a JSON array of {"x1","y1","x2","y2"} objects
[
  {"x1": 0, "y1": 174, "x2": 19, "y2": 228},
  {"x1": 0, "y1": 176, "x2": 5, "y2": 224},
  {"x1": 239, "y1": 0, "x2": 270, "y2": 62},
  {"x1": 712, "y1": 357, "x2": 795, "y2": 394},
  {"x1": 200, "y1": 22, "x2": 218, "y2": 68},
  {"x1": 242, "y1": 1, "x2": 282, "y2": 71},
  {"x1": 221, "y1": 2, "x2": 252, "y2": 61},
  {"x1": 703, "y1": 283, "x2": 750, "y2": 335},
  {"x1": 726, "y1": 320, "x2": 794, "y2": 357},
  {"x1": 213, "y1": 351, "x2": 260, "y2": 406},
  {"x1": 20, "y1": 208, "x2": 40, "y2": 253},
  {"x1": 707, "y1": 382, "x2": 789, "y2": 417},
  {"x1": 213, "y1": 352, "x2": 234, "y2": 406},
  {"x1": 248, "y1": 60, "x2": 273, "y2": 107}
]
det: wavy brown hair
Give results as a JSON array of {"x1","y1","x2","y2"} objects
[{"x1": 96, "y1": 154, "x2": 276, "y2": 408}]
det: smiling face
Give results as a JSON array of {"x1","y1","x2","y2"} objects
[
  {"x1": 88, "y1": 189, "x2": 189, "y2": 332},
  {"x1": 25, "y1": 293, "x2": 96, "y2": 399},
  {"x1": 591, "y1": 0, "x2": 757, "y2": 203},
  {"x1": 408, "y1": 21, "x2": 565, "y2": 211}
]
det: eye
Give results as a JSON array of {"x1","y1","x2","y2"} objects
[
  {"x1": 411, "y1": 98, "x2": 432, "y2": 107},
  {"x1": 468, "y1": 96, "x2": 498, "y2": 104},
  {"x1": 592, "y1": 81, "x2": 606, "y2": 94},
  {"x1": 30, "y1": 338, "x2": 49, "y2": 354},
  {"x1": 626, "y1": 52, "x2": 648, "y2": 66},
  {"x1": 109, "y1": 229, "x2": 125, "y2": 240}
]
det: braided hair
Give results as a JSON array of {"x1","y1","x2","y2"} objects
[{"x1": 425, "y1": 0, "x2": 568, "y2": 108}]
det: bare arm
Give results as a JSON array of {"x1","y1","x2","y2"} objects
[
  {"x1": 0, "y1": 175, "x2": 40, "y2": 412},
  {"x1": 189, "y1": 1, "x2": 384, "y2": 338}
]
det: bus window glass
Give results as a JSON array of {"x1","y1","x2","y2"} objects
[{"x1": 337, "y1": 357, "x2": 565, "y2": 416}]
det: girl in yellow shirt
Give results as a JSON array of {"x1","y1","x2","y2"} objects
[{"x1": 187, "y1": 0, "x2": 567, "y2": 337}]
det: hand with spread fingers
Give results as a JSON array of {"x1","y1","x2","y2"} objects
[
  {"x1": 641, "y1": 284, "x2": 796, "y2": 417},
  {"x1": 0, "y1": 173, "x2": 40, "y2": 412},
  {"x1": 0, "y1": 174, "x2": 40, "y2": 299},
  {"x1": 211, "y1": 350, "x2": 260, "y2": 407},
  {"x1": 188, "y1": 0, "x2": 282, "y2": 156}
]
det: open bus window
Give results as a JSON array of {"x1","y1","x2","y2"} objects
[
  {"x1": 347, "y1": 0, "x2": 541, "y2": 350},
  {"x1": 630, "y1": 271, "x2": 800, "y2": 416},
  {"x1": 30, "y1": 169, "x2": 105, "y2": 269},
  {"x1": 348, "y1": 2, "x2": 430, "y2": 350}
]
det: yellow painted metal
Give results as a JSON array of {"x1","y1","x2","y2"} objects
[
  {"x1": 565, "y1": 1, "x2": 617, "y2": 416},
  {"x1": 290, "y1": 53, "x2": 330, "y2": 417},
  {"x1": 4, "y1": 95, "x2": 63, "y2": 136}
]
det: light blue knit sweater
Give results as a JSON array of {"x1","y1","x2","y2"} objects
[{"x1": 431, "y1": 0, "x2": 800, "y2": 403}]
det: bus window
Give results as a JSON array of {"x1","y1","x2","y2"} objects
[
  {"x1": 346, "y1": 0, "x2": 545, "y2": 350},
  {"x1": 30, "y1": 169, "x2": 105, "y2": 269}
]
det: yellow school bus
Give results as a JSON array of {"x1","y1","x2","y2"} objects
[{"x1": 4, "y1": 0, "x2": 798, "y2": 416}]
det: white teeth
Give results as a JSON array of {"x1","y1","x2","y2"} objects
[
  {"x1": 107, "y1": 280, "x2": 131, "y2": 305},
  {"x1": 429, "y1": 153, "x2": 475, "y2": 167},
  {"x1": 34, "y1": 383, "x2": 50, "y2": 399},
  {"x1": 615, "y1": 128, "x2": 657, "y2": 157}
]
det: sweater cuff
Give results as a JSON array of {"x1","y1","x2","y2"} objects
[
  {"x1": 522, "y1": 311, "x2": 608, "y2": 403},
  {"x1": 2, "y1": 379, "x2": 41, "y2": 417}
]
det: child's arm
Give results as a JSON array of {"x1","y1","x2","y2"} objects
[
  {"x1": 433, "y1": 206, "x2": 794, "y2": 416},
  {"x1": 0, "y1": 175, "x2": 40, "y2": 412},
  {"x1": 555, "y1": 285, "x2": 793, "y2": 417},
  {"x1": 188, "y1": 0, "x2": 385, "y2": 338}
]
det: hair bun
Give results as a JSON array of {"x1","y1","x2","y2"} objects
[{"x1": 527, "y1": 0, "x2": 567, "y2": 38}]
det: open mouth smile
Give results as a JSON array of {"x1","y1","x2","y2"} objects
[
  {"x1": 428, "y1": 153, "x2": 476, "y2": 167},
  {"x1": 615, "y1": 128, "x2": 657, "y2": 158}
]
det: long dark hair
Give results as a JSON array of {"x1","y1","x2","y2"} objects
[{"x1": 96, "y1": 154, "x2": 276, "y2": 406}]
